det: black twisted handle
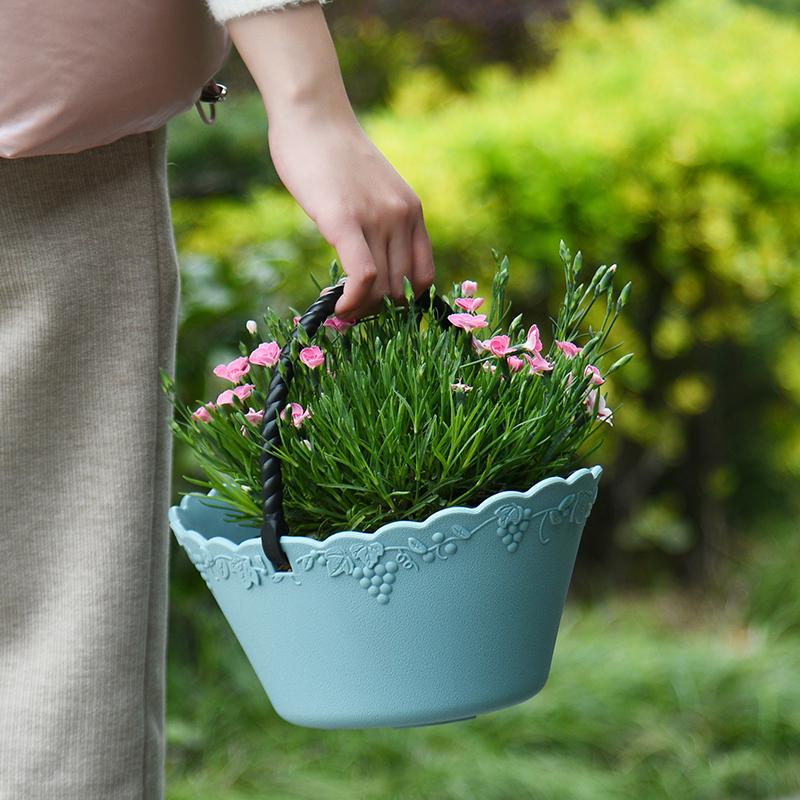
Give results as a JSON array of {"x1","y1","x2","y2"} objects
[{"x1": 259, "y1": 285, "x2": 453, "y2": 566}]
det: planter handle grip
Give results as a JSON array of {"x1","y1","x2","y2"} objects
[{"x1": 260, "y1": 283, "x2": 452, "y2": 566}]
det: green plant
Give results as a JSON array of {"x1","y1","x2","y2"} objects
[
  {"x1": 164, "y1": 246, "x2": 631, "y2": 539},
  {"x1": 170, "y1": 0, "x2": 800, "y2": 578}
]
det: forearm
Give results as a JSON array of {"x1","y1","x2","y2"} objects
[
  {"x1": 223, "y1": 3, "x2": 435, "y2": 318},
  {"x1": 226, "y1": 4, "x2": 354, "y2": 128}
]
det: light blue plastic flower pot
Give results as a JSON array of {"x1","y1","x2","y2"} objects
[{"x1": 169, "y1": 465, "x2": 601, "y2": 730}]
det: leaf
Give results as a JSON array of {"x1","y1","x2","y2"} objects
[
  {"x1": 242, "y1": 564, "x2": 259, "y2": 588},
  {"x1": 325, "y1": 550, "x2": 354, "y2": 577},
  {"x1": 452, "y1": 524, "x2": 473, "y2": 540},
  {"x1": 350, "y1": 542, "x2": 385, "y2": 568},
  {"x1": 298, "y1": 553, "x2": 316, "y2": 572},
  {"x1": 214, "y1": 559, "x2": 230, "y2": 580},
  {"x1": 407, "y1": 537, "x2": 428, "y2": 554},
  {"x1": 558, "y1": 494, "x2": 576, "y2": 512}
]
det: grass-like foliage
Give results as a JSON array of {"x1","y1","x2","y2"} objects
[
  {"x1": 164, "y1": 245, "x2": 631, "y2": 539},
  {"x1": 165, "y1": 588, "x2": 800, "y2": 799}
]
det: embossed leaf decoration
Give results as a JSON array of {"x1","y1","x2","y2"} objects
[
  {"x1": 452, "y1": 524, "x2": 472, "y2": 540},
  {"x1": 241, "y1": 564, "x2": 259, "y2": 588},
  {"x1": 497, "y1": 504, "x2": 523, "y2": 527},
  {"x1": 214, "y1": 559, "x2": 230, "y2": 580},
  {"x1": 298, "y1": 553, "x2": 316, "y2": 571},
  {"x1": 351, "y1": 542, "x2": 385, "y2": 568},
  {"x1": 550, "y1": 494, "x2": 576, "y2": 525},
  {"x1": 325, "y1": 550, "x2": 354, "y2": 577},
  {"x1": 407, "y1": 537, "x2": 428, "y2": 554},
  {"x1": 573, "y1": 493, "x2": 594, "y2": 524}
]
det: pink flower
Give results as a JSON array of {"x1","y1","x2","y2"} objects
[
  {"x1": 244, "y1": 408, "x2": 264, "y2": 426},
  {"x1": 240, "y1": 408, "x2": 264, "y2": 436},
  {"x1": 556, "y1": 340, "x2": 583, "y2": 360},
  {"x1": 250, "y1": 341, "x2": 281, "y2": 368},
  {"x1": 299, "y1": 345, "x2": 324, "y2": 368},
  {"x1": 293, "y1": 316, "x2": 302, "y2": 327},
  {"x1": 450, "y1": 381, "x2": 473, "y2": 392},
  {"x1": 584, "y1": 365, "x2": 605, "y2": 386},
  {"x1": 507, "y1": 356, "x2": 525, "y2": 373},
  {"x1": 461, "y1": 280, "x2": 478, "y2": 297},
  {"x1": 487, "y1": 335, "x2": 511, "y2": 358},
  {"x1": 585, "y1": 390, "x2": 613, "y2": 425},
  {"x1": 524, "y1": 352, "x2": 553, "y2": 375},
  {"x1": 483, "y1": 363, "x2": 497, "y2": 375},
  {"x1": 472, "y1": 336, "x2": 490, "y2": 354},
  {"x1": 523, "y1": 325, "x2": 544, "y2": 353},
  {"x1": 323, "y1": 316, "x2": 356, "y2": 333},
  {"x1": 217, "y1": 390, "x2": 235, "y2": 406},
  {"x1": 235, "y1": 384, "x2": 254, "y2": 401},
  {"x1": 281, "y1": 402, "x2": 311, "y2": 428},
  {"x1": 448, "y1": 312, "x2": 488, "y2": 331},
  {"x1": 455, "y1": 297, "x2": 485, "y2": 313},
  {"x1": 192, "y1": 404, "x2": 215, "y2": 423},
  {"x1": 217, "y1": 384, "x2": 254, "y2": 405},
  {"x1": 213, "y1": 356, "x2": 250, "y2": 383}
]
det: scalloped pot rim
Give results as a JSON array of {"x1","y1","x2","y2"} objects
[{"x1": 170, "y1": 466, "x2": 603, "y2": 558}]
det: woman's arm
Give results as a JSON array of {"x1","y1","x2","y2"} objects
[{"x1": 226, "y1": 3, "x2": 434, "y2": 319}]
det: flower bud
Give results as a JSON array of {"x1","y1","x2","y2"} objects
[{"x1": 597, "y1": 265, "x2": 616, "y2": 293}]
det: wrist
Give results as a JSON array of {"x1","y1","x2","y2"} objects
[{"x1": 227, "y1": 4, "x2": 354, "y2": 123}]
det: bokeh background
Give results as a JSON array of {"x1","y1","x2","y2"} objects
[{"x1": 165, "y1": 0, "x2": 800, "y2": 796}]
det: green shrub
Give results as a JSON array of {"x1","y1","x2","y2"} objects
[
  {"x1": 168, "y1": 92, "x2": 276, "y2": 197},
  {"x1": 170, "y1": 0, "x2": 800, "y2": 579}
]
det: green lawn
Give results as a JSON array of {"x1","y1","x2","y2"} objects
[{"x1": 165, "y1": 587, "x2": 800, "y2": 800}]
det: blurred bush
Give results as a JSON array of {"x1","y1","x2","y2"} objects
[
  {"x1": 324, "y1": 0, "x2": 570, "y2": 107},
  {"x1": 168, "y1": 92, "x2": 276, "y2": 197},
  {"x1": 168, "y1": 0, "x2": 568, "y2": 197},
  {"x1": 168, "y1": 0, "x2": 800, "y2": 589}
]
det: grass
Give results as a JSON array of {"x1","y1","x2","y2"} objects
[{"x1": 165, "y1": 577, "x2": 800, "y2": 800}]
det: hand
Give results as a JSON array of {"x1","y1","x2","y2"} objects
[
  {"x1": 227, "y1": 4, "x2": 434, "y2": 319},
  {"x1": 267, "y1": 111, "x2": 434, "y2": 319}
]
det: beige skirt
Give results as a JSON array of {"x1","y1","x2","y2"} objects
[{"x1": 0, "y1": 128, "x2": 179, "y2": 800}]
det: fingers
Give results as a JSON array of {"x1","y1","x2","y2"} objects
[
  {"x1": 410, "y1": 219, "x2": 435, "y2": 298},
  {"x1": 385, "y1": 231, "x2": 413, "y2": 301},
  {"x1": 333, "y1": 233, "x2": 380, "y2": 319},
  {"x1": 332, "y1": 203, "x2": 435, "y2": 320},
  {"x1": 269, "y1": 113, "x2": 434, "y2": 318}
]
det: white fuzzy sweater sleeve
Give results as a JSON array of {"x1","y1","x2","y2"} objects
[{"x1": 206, "y1": 0, "x2": 328, "y2": 24}]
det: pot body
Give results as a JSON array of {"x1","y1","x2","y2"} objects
[{"x1": 169, "y1": 466, "x2": 602, "y2": 729}]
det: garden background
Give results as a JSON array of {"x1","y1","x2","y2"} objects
[{"x1": 165, "y1": 0, "x2": 800, "y2": 796}]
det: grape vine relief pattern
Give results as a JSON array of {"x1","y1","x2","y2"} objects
[{"x1": 184, "y1": 486, "x2": 597, "y2": 603}]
